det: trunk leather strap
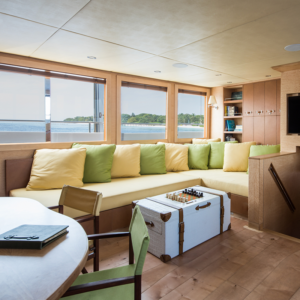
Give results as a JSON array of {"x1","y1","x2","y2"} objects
[{"x1": 146, "y1": 197, "x2": 184, "y2": 255}]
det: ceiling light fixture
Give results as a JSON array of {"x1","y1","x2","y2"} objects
[
  {"x1": 173, "y1": 63, "x2": 188, "y2": 68},
  {"x1": 87, "y1": 56, "x2": 97, "y2": 59},
  {"x1": 227, "y1": 82, "x2": 232, "y2": 83},
  {"x1": 216, "y1": 74, "x2": 222, "y2": 76},
  {"x1": 154, "y1": 70, "x2": 161, "y2": 73},
  {"x1": 266, "y1": 75, "x2": 271, "y2": 77},
  {"x1": 284, "y1": 44, "x2": 300, "y2": 52}
]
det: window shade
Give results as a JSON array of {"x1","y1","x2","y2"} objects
[
  {"x1": 0, "y1": 64, "x2": 106, "y2": 84},
  {"x1": 122, "y1": 81, "x2": 167, "y2": 92},
  {"x1": 178, "y1": 89, "x2": 206, "y2": 96}
]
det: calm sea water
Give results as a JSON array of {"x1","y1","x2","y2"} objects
[{"x1": 0, "y1": 122, "x2": 203, "y2": 133}]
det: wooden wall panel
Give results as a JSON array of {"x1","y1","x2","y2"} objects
[
  {"x1": 242, "y1": 117, "x2": 253, "y2": 142},
  {"x1": 243, "y1": 83, "x2": 254, "y2": 117},
  {"x1": 211, "y1": 87, "x2": 224, "y2": 141},
  {"x1": 264, "y1": 80, "x2": 277, "y2": 114},
  {"x1": 277, "y1": 115, "x2": 280, "y2": 145},
  {"x1": 253, "y1": 82, "x2": 265, "y2": 117},
  {"x1": 264, "y1": 116, "x2": 277, "y2": 145},
  {"x1": 276, "y1": 79, "x2": 281, "y2": 116},
  {"x1": 254, "y1": 116, "x2": 265, "y2": 145}
]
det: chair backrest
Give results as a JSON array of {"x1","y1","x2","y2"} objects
[
  {"x1": 59, "y1": 185, "x2": 102, "y2": 216},
  {"x1": 129, "y1": 206, "x2": 150, "y2": 275}
]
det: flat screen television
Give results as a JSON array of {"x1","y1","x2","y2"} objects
[{"x1": 287, "y1": 95, "x2": 300, "y2": 134}]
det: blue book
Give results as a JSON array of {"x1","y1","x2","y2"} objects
[{"x1": 227, "y1": 120, "x2": 235, "y2": 131}]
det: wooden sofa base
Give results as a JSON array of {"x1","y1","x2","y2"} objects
[{"x1": 230, "y1": 194, "x2": 248, "y2": 218}]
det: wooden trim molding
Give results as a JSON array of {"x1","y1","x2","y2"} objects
[
  {"x1": 174, "y1": 83, "x2": 211, "y2": 143},
  {"x1": 272, "y1": 61, "x2": 300, "y2": 73}
]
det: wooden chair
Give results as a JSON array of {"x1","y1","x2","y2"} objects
[
  {"x1": 49, "y1": 185, "x2": 102, "y2": 272},
  {"x1": 60, "y1": 206, "x2": 150, "y2": 300}
]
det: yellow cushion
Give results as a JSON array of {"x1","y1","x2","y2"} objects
[
  {"x1": 193, "y1": 138, "x2": 221, "y2": 144},
  {"x1": 223, "y1": 142, "x2": 256, "y2": 172},
  {"x1": 179, "y1": 169, "x2": 249, "y2": 197},
  {"x1": 12, "y1": 173, "x2": 201, "y2": 217},
  {"x1": 158, "y1": 142, "x2": 189, "y2": 172},
  {"x1": 111, "y1": 144, "x2": 141, "y2": 178},
  {"x1": 26, "y1": 148, "x2": 86, "y2": 191}
]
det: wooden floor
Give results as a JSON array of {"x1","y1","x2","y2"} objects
[{"x1": 85, "y1": 216, "x2": 300, "y2": 300}]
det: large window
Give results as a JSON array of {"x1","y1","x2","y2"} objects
[
  {"x1": 177, "y1": 89, "x2": 206, "y2": 139},
  {"x1": 121, "y1": 81, "x2": 167, "y2": 141},
  {"x1": 0, "y1": 65, "x2": 105, "y2": 144}
]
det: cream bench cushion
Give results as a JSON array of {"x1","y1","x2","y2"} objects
[
  {"x1": 179, "y1": 169, "x2": 249, "y2": 197},
  {"x1": 10, "y1": 172, "x2": 201, "y2": 218}
]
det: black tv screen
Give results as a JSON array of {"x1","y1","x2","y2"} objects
[{"x1": 288, "y1": 96, "x2": 300, "y2": 134}]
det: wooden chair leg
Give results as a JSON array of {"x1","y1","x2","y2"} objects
[
  {"x1": 94, "y1": 216, "x2": 100, "y2": 272},
  {"x1": 134, "y1": 275, "x2": 142, "y2": 300}
]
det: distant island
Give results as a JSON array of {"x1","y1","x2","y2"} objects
[
  {"x1": 122, "y1": 113, "x2": 204, "y2": 125},
  {"x1": 64, "y1": 116, "x2": 93, "y2": 122}
]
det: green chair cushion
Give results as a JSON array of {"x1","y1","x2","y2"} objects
[
  {"x1": 72, "y1": 143, "x2": 116, "y2": 183},
  {"x1": 208, "y1": 141, "x2": 238, "y2": 169},
  {"x1": 247, "y1": 144, "x2": 280, "y2": 173},
  {"x1": 140, "y1": 144, "x2": 166, "y2": 175},
  {"x1": 185, "y1": 144, "x2": 210, "y2": 170}
]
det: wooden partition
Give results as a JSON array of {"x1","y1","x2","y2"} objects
[{"x1": 248, "y1": 148, "x2": 300, "y2": 235}]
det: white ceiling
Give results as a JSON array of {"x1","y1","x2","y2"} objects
[{"x1": 1, "y1": 0, "x2": 300, "y2": 87}]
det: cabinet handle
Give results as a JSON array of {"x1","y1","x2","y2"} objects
[
  {"x1": 266, "y1": 110, "x2": 276, "y2": 114},
  {"x1": 196, "y1": 202, "x2": 211, "y2": 210},
  {"x1": 145, "y1": 221, "x2": 154, "y2": 227},
  {"x1": 246, "y1": 111, "x2": 251, "y2": 115},
  {"x1": 256, "y1": 110, "x2": 263, "y2": 115}
]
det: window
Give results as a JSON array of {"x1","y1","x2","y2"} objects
[
  {"x1": 177, "y1": 89, "x2": 206, "y2": 139},
  {"x1": 0, "y1": 71, "x2": 46, "y2": 143},
  {"x1": 0, "y1": 64, "x2": 106, "y2": 144},
  {"x1": 121, "y1": 81, "x2": 167, "y2": 141}
]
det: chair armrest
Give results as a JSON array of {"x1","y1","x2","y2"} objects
[
  {"x1": 61, "y1": 276, "x2": 135, "y2": 297},
  {"x1": 87, "y1": 232, "x2": 130, "y2": 240},
  {"x1": 48, "y1": 205, "x2": 59, "y2": 210},
  {"x1": 74, "y1": 214, "x2": 95, "y2": 223}
]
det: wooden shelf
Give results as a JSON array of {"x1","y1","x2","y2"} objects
[
  {"x1": 224, "y1": 100, "x2": 243, "y2": 104},
  {"x1": 224, "y1": 116, "x2": 243, "y2": 119},
  {"x1": 224, "y1": 131, "x2": 243, "y2": 134}
]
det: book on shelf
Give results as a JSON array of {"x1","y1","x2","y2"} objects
[
  {"x1": 224, "y1": 91, "x2": 243, "y2": 101},
  {"x1": 224, "y1": 106, "x2": 239, "y2": 117},
  {"x1": 234, "y1": 125, "x2": 243, "y2": 132},
  {"x1": 225, "y1": 120, "x2": 235, "y2": 131}
]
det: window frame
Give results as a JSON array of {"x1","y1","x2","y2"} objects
[
  {"x1": 175, "y1": 84, "x2": 210, "y2": 143},
  {"x1": 117, "y1": 75, "x2": 172, "y2": 145}
]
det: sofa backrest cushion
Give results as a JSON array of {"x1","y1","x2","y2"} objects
[
  {"x1": 223, "y1": 142, "x2": 256, "y2": 172},
  {"x1": 158, "y1": 142, "x2": 189, "y2": 172},
  {"x1": 111, "y1": 144, "x2": 141, "y2": 178},
  {"x1": 208, "y1": 141, "x2": 238, "y2": 169},
  {"x1": 26, "y1": 148, "x2": 86, "y2": 191},
  {"x1": 140, "y1": 144, "x2": 166, "y2": 175},
  {"x1": 185, "y1": 144, "x2": 210, "y2": 170},
  {"x1": 72, "y1": 143, "x2": 116, "y2": 183},
  {"x1": 192, "y1": 138, "x2": 221, "y2": 144}
]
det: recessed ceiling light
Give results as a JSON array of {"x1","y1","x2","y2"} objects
[
  {"x1": 227, "y1": 82, "x2": 232, "y2": 83},
  {"x1": 87, "y1": 56, "x2": 96, "y2": 59},
  {"x1": 154, "y1": 70, "x2": 161, "y2": 73},
  {"x1": 266, "y1": 75, "x2": 271, "y2": 77},
  {"x1": 173, "y1": 63, "x2": 188, "y2": 68},
  {"x1": 284, "y1": 44, "x2": 300, "y2": 52},
  {"x1": 216, "y1": 74, "x2": 222, "y2": 76}
]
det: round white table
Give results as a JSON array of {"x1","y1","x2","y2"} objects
[{"x1": 0, "y1": 197, "x2": 89, "y2": 300}]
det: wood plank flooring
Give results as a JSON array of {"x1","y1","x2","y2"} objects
[{"x1": 85, "y1": 216, "x2": 300, "y2": 300}]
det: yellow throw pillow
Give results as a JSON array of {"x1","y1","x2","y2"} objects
[
  {"x1": 193, "y1": 138, "x2": 221, "y2": 144},
  {"x1": 26, "y1": 148, "x2": 87, "y2": 190},
  {"x1": 111, "y1": 144, "x2": 141, "y2": 178},
  {"x1": 223, "y1": 142, "x2": 256, "y2": 172},
  {"x1": 158, "y1": 142, "x2": 189, "y2": 172}
]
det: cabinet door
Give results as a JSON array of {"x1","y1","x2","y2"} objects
[
  {"x1": 254, "y1": 82, "x2": 265, "y2": 117},
  {"x1": 265, "y1": 116, "x2": 277, "y2": 145},
  {"x1": 265, "y1": 80, "x2": 277, "y2": 116},
  {"x1": 277, "y1": 115, "x2": 280, "y2": 144},
  {"x1": 243, "y1": 83, "x2": 253, "y2": 117},
  {"x1": 276, "y1": 79, "x2": 281, "y2": 116},
  {"x1": 242, "y1": 117, "x2": 253, "y2": 142},
  {"x1": 254, "y1": 116, "x2": 265, "y2": 144}
]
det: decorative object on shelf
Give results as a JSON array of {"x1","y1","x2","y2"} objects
[
  {"x1": 208, "y1": 95, "x2": 218, "y2": 109},
  {"x1": 234, "y1": 125, "x2": 243, "y2": 132},
  {"x1": 226, "y1": 120, "x2": 235, "y2": 131},
  {"x1": 225, "y1": 135, "x2": 233, "y2": 141},
  {"x1": 225, "y1": 91, "x2": 243, "y2": 101},
  {"x1": 230, "y1": 137, "x2": 236, "y2": 141}
]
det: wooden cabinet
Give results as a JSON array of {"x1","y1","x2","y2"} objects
[
  {"x1": 276, "y1": 79, "x2": 281, "y2": 116},
  {"x1": 254, "y1": 82, "x2": 265, "y2": 117},
  {"x1": 243, "y1": 83, "x2": 253, "y2": 117},
  {"x1": 265, "y1": 116, "x2": 277, "y2": 145},
  {"x1": 254, "y1": 116, "x2": 265, "y2": 144},
  {"x1": 242, "y1": 117, "x2": 253, "y2": 142},
  {"x1": 277, "y1": 115, "x2": 280, "y2": 144},
  {"x1": 265, "y1": 80, "x2": 277, "y2": 116}
]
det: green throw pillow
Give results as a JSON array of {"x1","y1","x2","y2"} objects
[
  {"x1": 140, "y1": 144, "x2": 166, "y2": 175},
  {"x1": 185, "y1": 144, "x2": 210, "y2": 170},
  {"x1": 247, "y1": 144, "x2": 280, "y2": 173},
  {"x1": 72, "y1": 143, "x2": 116, "y2": 183},
  {"x1": 208, "y1": 141, "x2": 238, "y2": 169}
]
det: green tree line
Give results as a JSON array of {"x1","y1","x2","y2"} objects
[{"x1": 64, "y1": 116, "x2": 93, "y2": 122}]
